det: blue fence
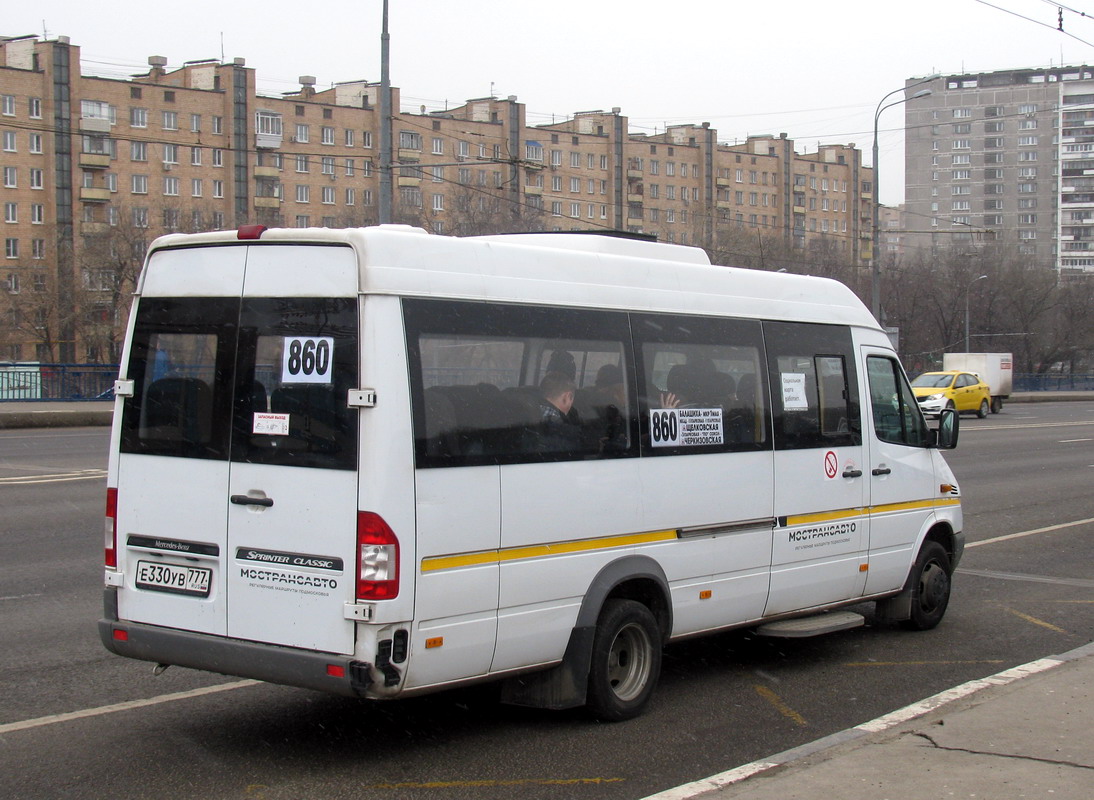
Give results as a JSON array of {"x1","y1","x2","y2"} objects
[
  {"x1": 1013, "y1": 373, "x2": 1094, "y2": 392},
  {"x1": 0, "y1": 363, "x2": 117, "y2": 401}
]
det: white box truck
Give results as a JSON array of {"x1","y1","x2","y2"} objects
[{"x1": 943, "y1": 353, "x2": 1013, "y2": 413}]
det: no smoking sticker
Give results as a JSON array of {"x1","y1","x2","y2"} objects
[{"x1": 823, "y1": 450, "x2": 838, "y2": 480}]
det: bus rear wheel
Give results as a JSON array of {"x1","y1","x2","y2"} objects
[{"x1": 586, "y1": 599, "x2": 661, "y2": 721}]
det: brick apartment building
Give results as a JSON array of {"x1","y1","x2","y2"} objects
[{"x1": 1, "y1": 34, "x2": 873, "y2": 363}]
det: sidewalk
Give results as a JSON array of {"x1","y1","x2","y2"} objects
[
  {"x1": 1, "y1": 392, "x2": 1093, "y2": 429},
  {"x1": 645, "y1": 641, "x2": 1094, "y2": 800}
]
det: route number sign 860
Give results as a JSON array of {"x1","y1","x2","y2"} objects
[{"x1": 281, "y1": 336, "x2": 334, "y2": 384}]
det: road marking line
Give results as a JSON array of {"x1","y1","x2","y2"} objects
[
  {"x1": 0, "y1": 469, "x2": 107, "y2": 486},
  {"x1": 966, "y1": 516, "x2": 1094, "y2": 548},
  {"x1": 843, "y1": 660, "x2": 1004, "y2": 667},
  {"x1": 368, "y1": 778, "x2": 625, "y2": 789},
  {"x1": 0, "y1": 680, "x2": 260, "y2": 735},
  {"x1": 753, "y1": 685, "x2": 807, "y2": 726},
  {"x1": 1004, "y1": 608, "x2": 1070, "y2": 635},
  {"x1": 0, "y1": 593, "x2": 43, "y2": 602},
  {"x1": 965, "y1": 420, "x2": 1094, "y2": 432},
  {"x1": 957, "y1": 568, "x2": 1094, "y2": 589},
  {"x1": 1059, "y1": 438, "x2": 1092, "y2": 443}
]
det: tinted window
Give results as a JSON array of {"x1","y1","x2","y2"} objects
[
  {"x1": 867, "y1": 356, "x2": 929, "y2": 447},
  {"x1": 404, "y1": 298, "x2": 635, "y2": 467},
  {"x1": 121, "y1": 296, "x2": 358, "y2": 470},
  {"x1": 764, "y1": 321, "x2": 860, "y2": 450},
  {"x1": 632, "y1": 313, "x2": 768, "y2": 455},
  {"x1": 231, "y1": 297, "x2": 358, "y2": 470},
  {"x1": 120, "y1": 298, "x2": 237, "y2": 460}
]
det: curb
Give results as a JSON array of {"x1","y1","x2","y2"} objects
[
  {"x1": 0, "y1": 408, "x2": 114, "y2": 429},
  {"x1": 640, "y1": 640, "x2": 1094, "y2": 800}
]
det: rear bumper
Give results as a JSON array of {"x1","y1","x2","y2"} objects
[{"x1": 99, "y1": 615, "x2": 372, "y2": 698}]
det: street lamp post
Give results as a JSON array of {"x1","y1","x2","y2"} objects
[
  {"x1": 871, "y1": 79, "x2": 936, "y2": 322},
  {"x1": 965, "y1": 274, "x2": 988, "y2": 353}
]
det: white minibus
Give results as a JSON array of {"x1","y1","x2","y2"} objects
[{"x1": 100, "y1": 224, "x2": 962, "y2": 720}]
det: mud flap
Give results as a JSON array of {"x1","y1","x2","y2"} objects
[{"x1": 499, "y1": 625, "x2": 595, "y2": 710}]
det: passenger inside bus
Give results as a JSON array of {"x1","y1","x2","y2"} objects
[{"x1": 530, "y1": 371, "x2": 582, "y2": 453}]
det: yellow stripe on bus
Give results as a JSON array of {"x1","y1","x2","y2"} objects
[
  {"x1": 420, "y1": 496, "x2": 960, "y2": 574},
  {"x1": 420, "y1": 529, "x2": 678, "y2": 573}
]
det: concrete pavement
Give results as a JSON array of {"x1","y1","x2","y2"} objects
[{"x1": 643, "y1": 641, "x2": 1094, "y2": 800}]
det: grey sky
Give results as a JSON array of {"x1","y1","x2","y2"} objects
[{"x1": 8, "y1": 0, "x2": 1094, "y2": 204}]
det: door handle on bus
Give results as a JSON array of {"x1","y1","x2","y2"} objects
[
  {"x1": 230, "y1": 494, "x2": 274, "y2": 507},
  {"x1": 842, "y1": 468, "x2": 863, "y2": 478},
  {"x1": 872, "y1": 467, "x2": 892, "y2": 476}
]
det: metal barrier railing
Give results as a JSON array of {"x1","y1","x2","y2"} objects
[{"x1": 0, "y1": 363, "x2": 118, "y2": 401}]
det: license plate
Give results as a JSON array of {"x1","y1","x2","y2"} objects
[{"x1": 135, "y1": 561, "x2": 212, "y2": 597}]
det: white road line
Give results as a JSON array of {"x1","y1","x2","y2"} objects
[
  {"x1": 966, "y1": 516, "x2": 1094, "y2": 548},
  {"x1": 1058, "y1": 438, "x2": 1092, "y2": 443},
  {"x1": 965, "y1": 420, "x2": 1094, "y2": 432},
  {"x1": 0, "y1": 680, "x2": 260, "y2": 735}
]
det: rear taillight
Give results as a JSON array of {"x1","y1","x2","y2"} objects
[
  {"x1": 105, "y1": 487, "x2": 118, "y2": 569},
  {"x1": 356, "y1": 511, "x2": 399, "y2": 600}
]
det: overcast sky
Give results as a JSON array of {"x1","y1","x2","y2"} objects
[{"x1": 8, "y1": 0, "x2": 1094, "y2": 204}]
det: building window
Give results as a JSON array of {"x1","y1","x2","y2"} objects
[
  {"x1": 131, "y1": 141, "x2": 147, "y2": 162},
  {"x1": 2, "y1": 131, "x2": 15, "y2": 152},
  {"x1": 29, "y1": 169, "x2": 43, "y2": 189},
  {"x1": 29, "y1": 97, "x2": 42, "y2": 119},
  {"x1": 345, "y1": 188, "x2": 355, "y2": 205},
  {"x1": 132, "y1": 208, "x2": 148, "y2": 228},
  {"x1": 1, "y1": 95, "x2": 14, "y2": 116},
  {"x1": 1018, "y1": 136, "x2": 1038, "y2": 146},
  {"x1": 130, "y1": 107, "x2": 148, "y2": 128},
  {"x1": 363, "y1": 131, "x2": 373, "y2": 148},
  {"x1": 29, "y1": 133, "x2": 42, "y2": 154},
  {"x1": 296, "y1": 185, "x2": 310, "y2": 203},
  {"x1": 322, "y1": 186, "x2": 336, "y2": 204},
  {"x1": 295, "y1": 124, "x2": 309, "y2": 143},
  {"x1": 164, "y1": 176, "x2": 179, "y2": 196},
  {"x1": 31, "y1": 205, "x2": 44, "y2": 224},
  {"x1": 953, "y1": 108, "x2": 971, "y2": 118},
  {"x1": 432, "y1": 137, "x2": 444, "y2": 155},
  {"x1": 4, "y1": 203, "x2": 16, "y2": 223},
  {"x1": 212, "y1": 116, "x2": 223, "y2": 134},
  {"x1": 213, "y1": 180, "x2": 224, "y2": 198},
  {"x1": 131, "y1": 175, "x2": 148, "y2": 194},
  {"x1": 162, "y1": 111, "x2": 178, "y2": 130},
  {"x1": 321, "y1": 126, "x2": 335, "y2": 145},
  {"x1": 399, "y1": 131, "x2": 422, "y2": 150},
  {"x1": 192, "y1": 178, "x2": 203, "y2": 197},
  {"x1": 432, "y1": 193, "x2": 444, "y2": 212},
  {"x1": 345, "y1": 129, "x2": 355, "y2": 147},
  {"x1": 32, "y1": 239, "x2": 45, "y2": 259},
  {"x1": 296, "y1": 155, "x2": 309, "y2": 172},
  {"x1": 1019, "y1": 104, "x2": 1038, "y2": 114},
  {"x1": 321, "y1": 156, "x2": 335, "y2": 175},
  {"x1": 344, "y1": 158, "x2": 355, "y2": 177},
  {"x1": 162, "y1": 143, "x2": 178, "y2": 164},
  {"x1": 255, "y1": 111, "x2": 282, "y2": 136},
  {"x1": 525, "y1": 141, "x2": 543, "y2": 162}
]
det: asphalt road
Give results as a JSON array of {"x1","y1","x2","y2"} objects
[{"x1": 1, "y1": 404, "x2": 1092, "y2": 800}]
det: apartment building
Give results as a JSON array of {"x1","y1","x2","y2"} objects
[
  {"x1": 1, "y1": 34, "x2": 871, "y2": 363},
  {"x1": 904, "y1": 65, "x2": 1094, "y2": 276}
]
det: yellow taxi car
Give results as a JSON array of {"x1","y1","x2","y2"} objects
[{"x1": 911, "y1": 370, "x2": 991, "y2": 418}]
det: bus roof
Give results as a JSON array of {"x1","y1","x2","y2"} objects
[{"x1": 146, "y1": 225, "x2": 882, "y2": 331}]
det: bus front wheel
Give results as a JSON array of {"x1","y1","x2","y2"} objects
[{"x1": 586, "y1": 599, "x2": 661, "y2": 721}]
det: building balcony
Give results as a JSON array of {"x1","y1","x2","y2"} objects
[
  {"x1": 253, "y1": 197, "x2": 281, "y2": 209},
  {"x1": 626, "y1": 193, "x2": 644, "y2": 203},
  {"x1": 627, "y1": 169, "x2": 643, "y2": 179},
  {"x1": 254, "y1": 165, "x2": 280, "y2": 178},
  {"x1": 79, "y1": 153, "x2": 111, "y2": 169},
  {"x1": 79, "y1": 187, "x2": 111, "y2": 203},
  {"x1": 397, "y1": 176, "x2": 421, "y2": 187},
  {"x1": 255, "y1": 133, "x2": 283, "y2": 150},
  {"x1": 80, "y1": 222, "x2": 111, "y2": 236},
  {"x1": 397, "y1": 148, "x2": 421, "y2": 162},
  {"x1": 79, "y1": 116, "x2": 111, "y2": 133},
  {"x1": 524, "y1": 185, "x2": 542, "y2": 196},
  {"x1": 716, "y1": 200, "x2": 732, "y2": 210},
  {"x1": 716, "y1": 177, "x2": 730, "y2": 188},
  {"x1": 793, "y1": 205, "x2": 806, "y2": 214}
]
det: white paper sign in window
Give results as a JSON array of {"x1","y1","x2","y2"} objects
[
  {"x1": 782, "y1": 373, "x2": 809, "y2": 410},
  {"x1": 650, "y1": 407, "x2": 724, "y2": 448},
  {"x1": 281, "y1": 336, "x2": 334, "y2": 384},
  {"x1": 253, "y1": 412, "x2": 290, "y2": 436}
]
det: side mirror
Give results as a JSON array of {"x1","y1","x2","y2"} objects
[{"x1": 933, "y1": 407, "x2": 959, "y2": 449}]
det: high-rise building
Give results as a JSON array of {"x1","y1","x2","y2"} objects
[
  {"x1": 904, "y1": 65, "x2": 1094, "y2": 276},
  {"x1": 1, "y1": 34, "x2": 872, "y2": 363}
]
